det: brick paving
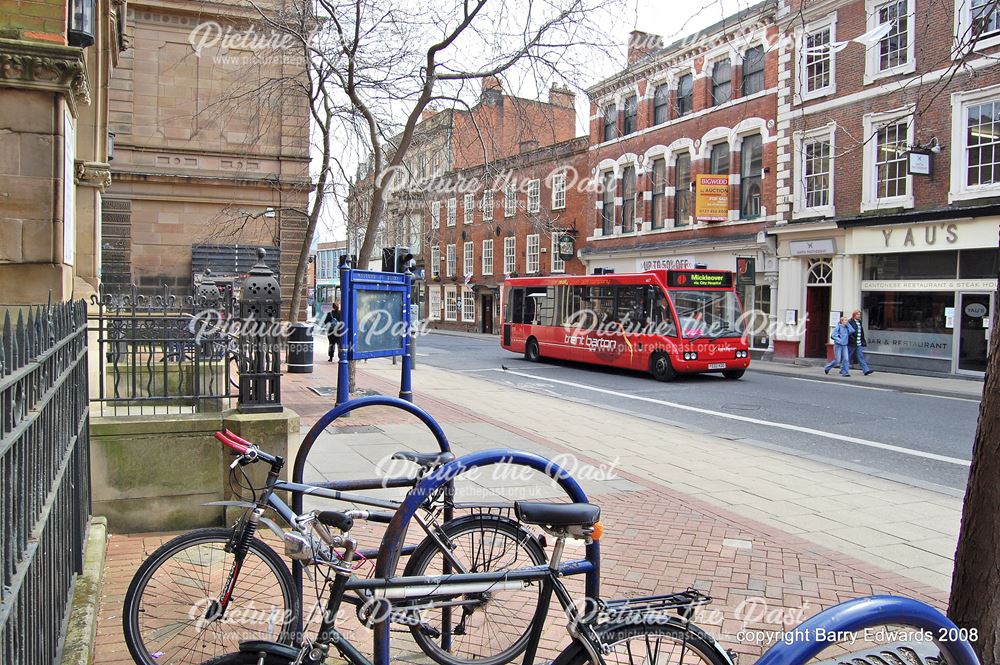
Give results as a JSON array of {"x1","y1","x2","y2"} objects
[{"x1": 92, "y1": 359, "x2": 952, "y2": 664}]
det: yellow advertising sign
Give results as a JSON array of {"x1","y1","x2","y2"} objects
[{"x1": 695, "y1": 174, "x2": 730, "y2": 222}]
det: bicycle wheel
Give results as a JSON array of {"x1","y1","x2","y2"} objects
[
  {"x1": 199, "y1": 653, "x2": 292, "y2": 665},
  {"x1": 123, "y1": 527, "x2": 298, "y2": 665},
  {"x1": 552, "y1": 617, "x2": 732, "y2": 665},
  {"x1": 402, "y1": 514, "x2": 547, "y2": 665}
]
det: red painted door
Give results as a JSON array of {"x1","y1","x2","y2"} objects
[{"x1": 804, "y1": 286, "x2": 831, "y2": 358}]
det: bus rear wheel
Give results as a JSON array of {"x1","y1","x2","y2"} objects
[
  {"x1": 524, "y1": 338, "x2": 541, "y2": 362},
  {"x1": 650, "y1": 353, "x2": 676, "y2": 381},
  {"x1": 723, "y1": 369, "x2": 745, "y2": 380}
]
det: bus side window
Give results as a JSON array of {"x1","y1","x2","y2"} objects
[
  {"x1": 525, "y1": 287, "x2": 547, "y2": 325},
  {"x1": 511, "y1": 288, "x2": 525, "y2": 324}
]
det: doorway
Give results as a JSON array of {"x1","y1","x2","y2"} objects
[
  {"x1": 804, "y1": 259, "x2": 833, "y2": 358},
  {"x1": 805, "y1": 286, "x2": 831, "y2": 357},
  {"x1": 481, "y1": 294, "x2": 494, "y2": 334},
  {"x1": 956, "y1": 292, "x2": 992, "y2": 374}
]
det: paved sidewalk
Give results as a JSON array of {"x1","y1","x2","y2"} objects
[
  {"x1": 345, "y1": 359, "x2": 961, "y2": 592},
  {"x1": 750, "y1": 358, "x2": 983, "y2": 399},
  {"x1": 92, "y1": 348, "x2": 964, "y2": 664}
]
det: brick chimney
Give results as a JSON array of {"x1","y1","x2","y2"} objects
[
  {"x1": 628, "y1": 30, "x2": 663, "y2": 64},
  {"x1": 548, "y1": 84, "x2": 575, "y2": 108},
  {"x1": 420, "y1": 106, "x2": 438, "y2": 122},
  {"x1": 480, "y1": 75, "x2": 503, "y2": 104}
]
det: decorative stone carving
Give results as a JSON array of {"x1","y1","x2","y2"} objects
[
  {"x1": 76, "y1": 161, "x2": 113, "y2": 191},
  {"x1": 0, "y1": 38, "x2": 92, "y2": 112}
]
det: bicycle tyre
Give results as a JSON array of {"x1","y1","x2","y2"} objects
[
  {"x1": 403, "y1": 514, "x2": 547, "y2": 665},
  {"x1": 552, "y1": 616, "x2": 732, "y2": 665},
  {"x1": 123, "y1": 527, "x2": 298, "y2": 665}
]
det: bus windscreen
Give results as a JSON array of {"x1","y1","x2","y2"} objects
[{"x1": 671, "y1": 290, "x2": 745, "y2": 339}]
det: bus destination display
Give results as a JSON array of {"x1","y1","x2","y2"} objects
[{"x1": 666, "y1": 270, "x2": 733, "y2": 288}]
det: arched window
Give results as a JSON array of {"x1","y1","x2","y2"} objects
[{"x1": 807, "y1": 258, "x2": 833, "y2": 285}]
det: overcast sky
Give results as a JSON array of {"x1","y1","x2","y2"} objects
[{"x1": 317, "y1": 0, "x2": 756, "y2": 242}]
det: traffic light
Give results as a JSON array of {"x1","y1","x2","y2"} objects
[{"x1": 381, "y1": 246, "x2": 415, "y2": 273}]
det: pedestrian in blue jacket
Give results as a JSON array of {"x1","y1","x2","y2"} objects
[{"x1": 824, "y1": 317, "x2": 852, "y2": 376}]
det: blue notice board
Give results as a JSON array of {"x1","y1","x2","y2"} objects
[{"x1": 346, "y1": 270, "x2": 411, "y2": 360}]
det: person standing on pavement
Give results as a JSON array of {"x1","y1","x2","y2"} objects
[
  {"x1": 847, "y1": 309, "x2": 874, "y2": 376},
  {"x1": 324, "y1": 301, "x2": 342, "y2": 362},
  {"x1": 824, "y1": 317, "x2": 852, "y2": 376}
]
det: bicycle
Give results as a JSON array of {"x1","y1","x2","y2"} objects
[
  {"x1": 198, "y1": 499, "x2": 735, "y2": 665},
  {"x1": 122, "y1": 431, "x2": 547, "y2": 665}
]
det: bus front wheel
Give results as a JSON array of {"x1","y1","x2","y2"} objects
[
  {"x1": 525, "y1": 338, "x2": 541, "y2": 362},
  {"x1": 723, "y1": 369, "x2": 745, "y2": 380},
  {"x1": 650, "y1": 353, "x2": 676, "y2": 381}
]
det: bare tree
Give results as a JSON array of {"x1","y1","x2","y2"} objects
[{"x1": 948, "y1": 247, "x2": 1000, "y2": 663}]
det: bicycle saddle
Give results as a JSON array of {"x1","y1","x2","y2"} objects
[
  {"x1": 515, "y1": 502, "x2": 601, "y2": 528},
  {"x1": 392, "y1": 450, "x2": 456, "y2": 468}
]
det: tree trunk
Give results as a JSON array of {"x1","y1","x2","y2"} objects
[{"x1": 948, "y1": 279, "x2": 1000, "y2": 664}]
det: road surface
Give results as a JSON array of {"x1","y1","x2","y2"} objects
[{"x1": 415, "y1": 332, "x2": 979, "y2": 493}]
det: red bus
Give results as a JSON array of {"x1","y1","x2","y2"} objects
[{"x1": 500, "y1": 270, "x2": 750, "y2": 380}]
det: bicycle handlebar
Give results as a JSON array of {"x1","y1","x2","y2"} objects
[
  {"x1": 214, "y1": 430, "x2": 280, "y2": 466},
  {"x1": 214, "y1": 431, "x2": 249, "y2": 454}
]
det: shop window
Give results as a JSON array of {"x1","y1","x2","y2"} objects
[
  {"x1": 862, "y1": 291, "x2": 954, "y2": 360},
  {"x1": 750, "y1": 284, "x2": 771, "y2": 349},
  {"x1": 959, "y1": 248, "x2": 1000, "y2": 278},
  {"x1": 862, "y1": 251, "x2": 958, "y2": 280}
]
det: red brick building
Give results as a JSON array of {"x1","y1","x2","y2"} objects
[
  {"x1": 581, "y1": 3, "x2": 781, "y2": 353},
  {"x1": 771, "y1": 0, "x2": 1000, "y2": 375},
  {"x1": 423, "y1": 137, "x2": 589, "y2": 333},
  {"x1": 348, "y1": 78, "x2": 578, "y2": 272}
]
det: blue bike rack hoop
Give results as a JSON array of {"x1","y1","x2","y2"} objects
[
  {"x1": 370, "y1": 448, "x2": 602, "y2": 665},
  {"x1": 756, "y1": 595, "x2": 981, "y2": 665}
]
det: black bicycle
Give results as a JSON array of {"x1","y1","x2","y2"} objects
[
  {"x1": 122, "y1": 431, "x2": 546, "y2": 665},
  {"x1": 197, "y1": 498, "x2": 734, "y2": 665}
]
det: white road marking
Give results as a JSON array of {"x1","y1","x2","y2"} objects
[
  {"x1": 784, "y1": 376, "x2": 893, "y2": 392},
  {"x1": 490, "y1": 368, "x2": 972, "y2": 467}
]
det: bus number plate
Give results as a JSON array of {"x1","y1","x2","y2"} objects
[{"x1": 708, "y1": 363, "x2": 727, "y2": 369}]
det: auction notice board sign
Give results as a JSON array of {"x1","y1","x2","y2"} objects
[{"x1": 695, "y1": 174, "x2": 730, "y2": 222}]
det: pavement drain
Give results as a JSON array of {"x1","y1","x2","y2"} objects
[
  {"x1": 723, "y1": 538, "x2": 754, "y2": 550},
  {"x1": 309, "y1": 386, "x2": 338, "y2": 397}
]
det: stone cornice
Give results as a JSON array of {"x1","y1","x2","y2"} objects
[
  {"x1": 75, "y1": 161, "x2": 113, "y2": 191},
  {"x1": 0, "y1": 38, "x2": 91, "y2": 115}
]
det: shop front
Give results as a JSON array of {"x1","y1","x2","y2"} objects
[
  {"x1": 579, "y1": 234, "x2": 778, "y2": 353},
  {"x1": 852, "y1": 243, "x2": 997, "y2": 375},
  {"x1": 773, "y1": 217, "x2": 998, "y2": 374}
]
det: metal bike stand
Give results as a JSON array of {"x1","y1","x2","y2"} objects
[
  {"x1": 755, "y1": 595, "x2": 981, "y2": 665},
  {"x1": 291, "y1": 395, "x2": 454, "y2": 632},
  {"x1": 366, "y1": 448, "x2": 602, "y2": 665}
]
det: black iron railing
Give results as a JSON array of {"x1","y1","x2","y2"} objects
[
  {"x1": 89, "y1": 283, "x2": 239, "y2": 415},
  {"x1": 0, "y1": 300, "x2": 90, "y2": 665}
]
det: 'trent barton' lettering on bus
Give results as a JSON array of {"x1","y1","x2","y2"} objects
[{"x1": 500, "y1": 270, "x2": 750, "y2": 381}]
